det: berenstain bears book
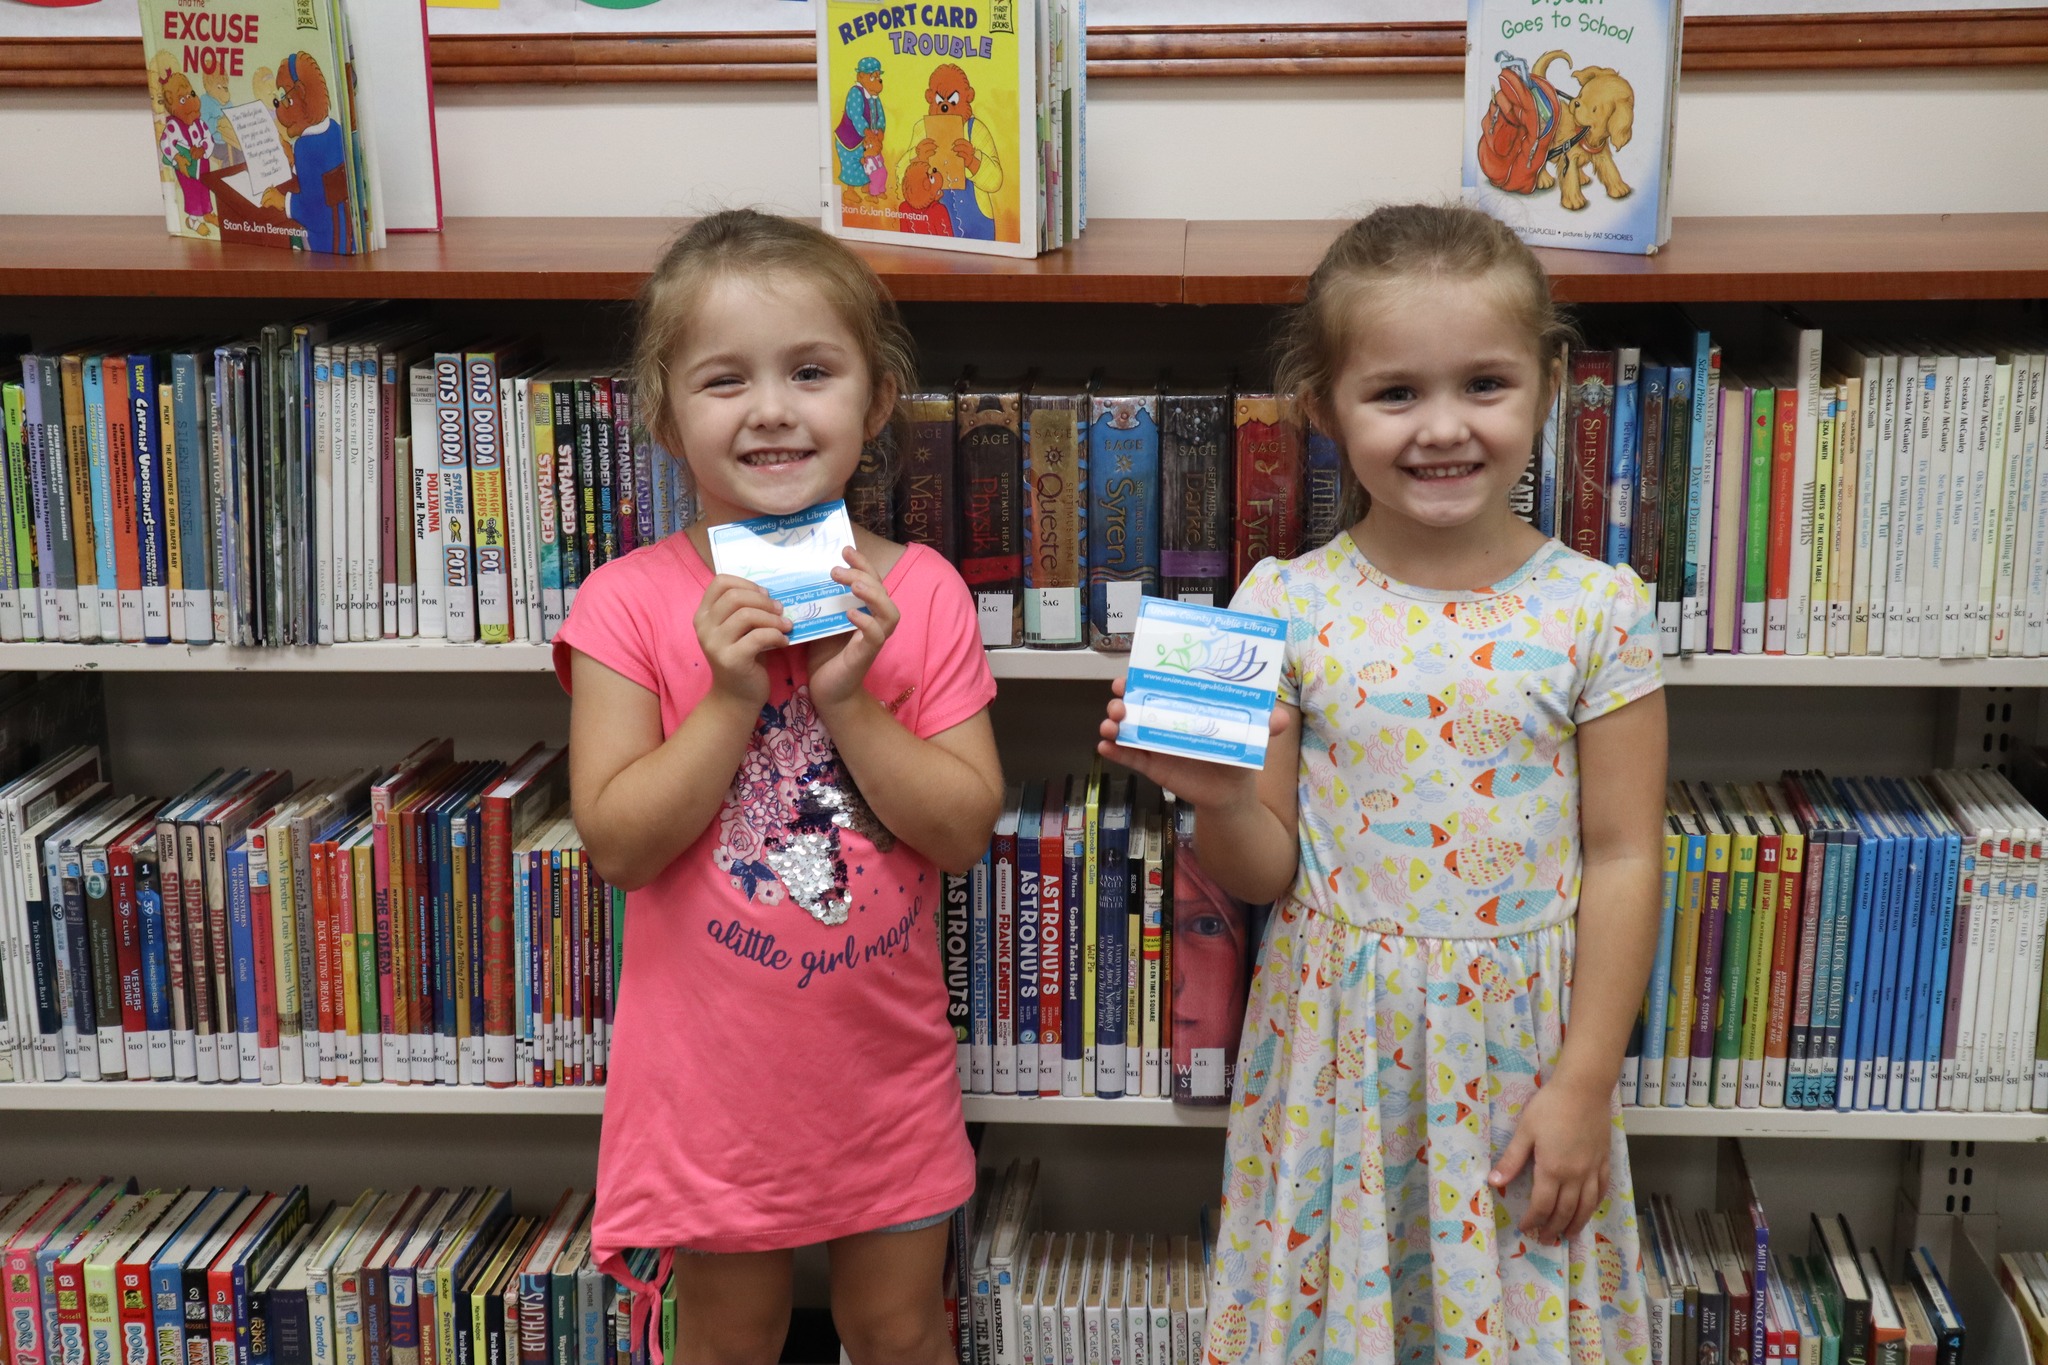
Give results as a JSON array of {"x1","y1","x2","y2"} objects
[
  {"x1": 818, "y1": 1, "x2": 1044, "y2": 258},
  {"x1": 139, "y1": 0, "x2": 375, "y2": 254},
  {"x1": 1463, "y1": 0, "x2": 1681, "y2": 254}
]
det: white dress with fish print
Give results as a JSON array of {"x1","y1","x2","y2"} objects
[{"x1": 1205, "y1": 534, "x2": 1660, "y2": 1365}]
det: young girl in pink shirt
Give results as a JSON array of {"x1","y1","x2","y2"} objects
[{"x1": 555, "y1": 210, "x2": 1005, "y2": 1365}]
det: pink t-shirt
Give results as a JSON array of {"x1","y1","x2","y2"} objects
[{"x1": 554, "y1": 532, "x2": 993, "y2": 1261}]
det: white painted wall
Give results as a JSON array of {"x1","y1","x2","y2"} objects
[{"x1": 4, "y1": 65, "x2": 2046, "y2": 221}]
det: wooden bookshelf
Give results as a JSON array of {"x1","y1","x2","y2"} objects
[
  {"x1": 1182, "y1": 213, "x2": 2048, "y2": 305},
  {"x1": 0, "y1": 216, "x2": 1187, "y2": 305},
  {"x1": 5, "y1": 213, "x2": 2048, "y2": 306}
]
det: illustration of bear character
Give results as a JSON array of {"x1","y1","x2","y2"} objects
[
  {"x1": 894, "y1": 63, "x2": 1003, "y2": 242},
  {"x1": 836, "y1": 57, "x2": 887, "y2": 210},
  {"x1": 260, "y1": 51, "x2": 350, "y2": 253},
  {"x1": 897, "y1": 159, "x2": 953, "y2": 236},
  {"x1": 156, "y1": 67, "x2": 216, "y2": 237}
]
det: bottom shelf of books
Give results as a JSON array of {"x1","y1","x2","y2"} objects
[{"x1": 0, "y1": 1137, "x2": 2036, "y2": 1365}]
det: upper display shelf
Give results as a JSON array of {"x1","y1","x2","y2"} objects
[{"x1": 1, "y1": 214, "x2": 2045, "y2": 305}]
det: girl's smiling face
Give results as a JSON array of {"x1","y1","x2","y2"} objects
[
  {"x1": 667, "y1": 273, "x2": 890, "y2": 526},
  {"x1": 1322, "y1": 273, "x2": 1552, "y2": 537}
]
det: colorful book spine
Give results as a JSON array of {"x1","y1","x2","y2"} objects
[
  {"x1": 1230, "y1": 396, "x2": 1301, "y2": 587},
  {"x1": 465, "y1": 353, "x2": 514, "y2": 645},
  {"x1": 1765, "y1": 387, "x2": 1800, "y2": 654},
  {"x1": 1565, "y1": 350, "x2": 1615, "y2": 562},
  {"x1": 1022, "y1": 390, "x2": 1086, "y2": 649},
  {"x1": 434, "y1": 355, "x2": 476, "y2": 644},
  {"x1": 1158, "y1": 392, "x2": 1231, "y2": 605},
  {"x1": 1605, "y1": 348, "x2": 1641, "y2": 567},
  {"x1": 957, "y1": 390, "x2": 1024, "y2": 650},
  {"x1": 129, "y1": 356, "x2": 170, "y2": 645},
  {"x1": 1086, "y1": 393, "x2": 1158, "y2": 652},
  {"x1": 898, "y1": 393, "x2": 958, "y2": 559}
]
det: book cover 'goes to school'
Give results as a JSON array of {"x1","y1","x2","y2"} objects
[
  {"x1": 139, "y1": 0, "x2": 376, "y2": 254},
  {"x1": 818, "y1": 1, "x2": 1041, "y2": 258},
  {"x1": 1462, "y1": 0, "x2": 1681, "y2": 255}
]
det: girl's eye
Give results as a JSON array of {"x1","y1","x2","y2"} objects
[
  {"x1": 1376, "y1": 386, "x2": 1414, "y2": 404},
  {"x1": 794, "y1": 364, "x2": 828, "y2": 383},
  {"x1": 1188, "y1": 913, "x2": 1228, "y2": 938},
  {"x1": 1470, "y1": 376, "x2": 1506, "y2": 394},
  {"x1": 705, "y1": 375, "x2": 742, "y2": 389}
]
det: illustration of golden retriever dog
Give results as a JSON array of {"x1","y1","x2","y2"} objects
[{"x1": 1532, "y1": 50, "x2": 1635, "y2": 211}]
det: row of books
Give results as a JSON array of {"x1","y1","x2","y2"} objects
[
  {"x1": 1541, "y1": 323, "x2": 2048, "y2": 659},
  {"x1": 0, "y1": 729, "x2": 614, "y2": 1090},
  {"x1": 1, "y1": 346, "x2": 688, "y2": 650},
  {"x1": 1623, "y1": 770, "x2": 2047, "y2": 1117},
  {"x1": 1640, "y1": 1148, "x2": 1965, "y2": 1365},
  {"x1": 2000, "y1": 1251, "x2": 2048, "y2": 1359},
  {"x1": 0, "y1": 1180, "x2": 647, "y2": 1365},
  {"x1": 950, "y1": 1159, "x2": 1215, "y2": 1365},
  {"x1": 955, "y1": 770, "x2": 1259, "y2": 1105}
]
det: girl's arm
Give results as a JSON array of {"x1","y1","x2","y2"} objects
[
  {"x1": 1490, "y1": 688, "x2": 1668, "y2": 1243},
  {"x1": 569, "y1": 574, "x2": 792, "y2": 891},
  {"x1": 1098, "y1": 679, "x2": 1301, "y2": 906}
]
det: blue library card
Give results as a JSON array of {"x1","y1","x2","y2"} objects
[
  {"x1": 706, "y1": 500, "x2": 860, "y2": 644},
  {"x1": 1120, "y1": 597, "x2": 1287, "y2": 770}
]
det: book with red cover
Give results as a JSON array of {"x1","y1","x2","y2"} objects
[
  {"x1": 957, "y1": 389, "x2": 1023, "y2": 648},
  {"x1": 1766, "y1": 387, "x2": 1800, "y2": 653},
  {"x1": 1231, "y1": 395, "x2": 1302, "y2": 587},
  {"x1": 1037, "y1": 781, "x2": 1066, "y2": 1098},
  {"x1": 482, "y1": 745, "x2": 566, "y2": 1087},
  {"x1": 1565, "y1": 350, "x2": 1616, "y2": 561}
]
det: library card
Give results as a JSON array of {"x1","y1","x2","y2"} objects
[
  {"x1": 1119, "y1": 597, "x2": 1288, "y2": 770},
  {"x1": 707, "y1": 500, "x2": 861, "y2": 645}
]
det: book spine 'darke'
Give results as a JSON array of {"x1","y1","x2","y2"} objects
[
  {"x1": 1087, "y1": 393, "x2": 1157, "y2": 652},
  {"x1": 435, "y1": 354, "x2": 476, "y2": 643},
  {"x1": 1565, "y1": 350, "x2": 1615, "y2": 563},
  {"x1": 1159, "y1": 393, "x2": 1230, "y2": 605},
  {"x1": 466, "y1": 352, "x2": 514, "y2": 645},
  {"x1": 898, "y1": 394, "x2": 958, "y2": 560},
  {"x1": 957, "y1": 390, "x2": 1023, "y2": 648},
  {"x1": 1231, "y1": 396, "x2": 1302, "y2": 587},
  {"x1": 1022, "y1": 392, "x2": 1086, "y2": 648}
]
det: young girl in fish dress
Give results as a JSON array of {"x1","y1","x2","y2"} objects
[
  {"x1": 1100, "y1": 203, "x2": 1668, "y2": 1364},
  {"x1": 559, "y1": 211, "x2": 1005, "y2": 1365}
]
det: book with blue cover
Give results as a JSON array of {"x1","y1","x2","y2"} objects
[
  {"x1": 706, "y1": 500, "x2": 860, "y2": 645},
  {"x1": 1119, "y1": 597, "x2": 1287, "y2": 771},
  {"x1": 1087, "y1": 393, "x2": 1159, "y2": 652}
]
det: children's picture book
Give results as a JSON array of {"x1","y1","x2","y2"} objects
[
  {"x1": 1118, "y1": 597, "x2": 1286, "y2": 770},
  {"x1": 706, "y1": 500, "x2": 860, "y2": 644},
  {"x1": 816, "y1": 0, "x2": 1062, "y2": 258},
  {"x1": 1463, "y1": 0, "x2": 1681, "y2": 254},
  {"x1": 137, "y1": 0, "x2": 386, "y2": 253}
]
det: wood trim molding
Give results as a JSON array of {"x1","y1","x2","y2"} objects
[{"x1": 5, "y1": 10, "x2": 2045, "y2": 88}]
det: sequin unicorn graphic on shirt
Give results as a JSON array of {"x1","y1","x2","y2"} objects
[{"x1": 715, "y1": 686, "x2": 893, "y2": 925}]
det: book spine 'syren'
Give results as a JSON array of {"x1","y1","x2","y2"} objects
[{"x1": 1087, "y1": 393, "x2": 1158, "y2": 652}]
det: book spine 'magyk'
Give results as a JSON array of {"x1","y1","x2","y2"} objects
[
  {"x1": 1159, "y1": 393, "x2": 1231, "y2": 605},
  {"x1": 1022, "y1": 391, "x2": 1087, "y2": 649},
  {"x1": 1231, "y1": 396, "x2": 1302, "y2": 587},
  {"x1": 957, "y1": 390, "x2": 1023, "y2": 649},
  {"x1": 898, "y1": 393, "x2": 958, "y2": 559},
  {"x1": 1087, "y1": 393, "x2": 1159, "y2": 652}
]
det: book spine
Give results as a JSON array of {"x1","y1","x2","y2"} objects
[
  {"x1": 992, "y1": 821, "x2": 1016, "y2": 1095},
  {"x1": 42, "y1": 357, "x2": 80, "y2": 640},
  {"x1": 593, "y1": 381, "x2": 618, "y2": 567},
  {"x1": 1689, "y1": 827, "x2": 1731, "y2": 1106},
  {"x1": 1605, "y1": 349, "x2": 1641, "y2": 567},
  {"x1": 464, "y1": 353, "x2": 513, "y2": 644},
  {"x1": 1015, "y1": 824, "x2": 1040, "y2": 1090},
  {"x1": 80, "y1": 357, "x2": 113, "y2": 642},
  {"x1": 170, "y1": 355, "x2": 210, "y2": 645},
  {"x1": 129, "y1": 357, "x2": 170, "y2": 644},
  {"x1": 1637, "y1": 364, "x2": 1672, "y2": 595},
  {"x1": 435, "y1": 355, "x2": 476, "y2": 643},
  {"x1": 1086, "y1": 396, "x2": 1158, "y2": 652},
  {"x1": 957, "y1": 393, "x2": 1024, "y2": 649},
  {"x1": 943, "y1": 870, "x2": 970, "y2": 1089},
  {"x1": 1566, "y1": 351, "x2": 1615, "y2": 561},
  {"x1": 1765, "y1": 388, "x2": 1800, "y2": 653},
  {"x1": 1096, "y1": 813, "x2": 1129, "y2": 1099},
  {"x1": 1230, "y1": 396, "x2": 1302, "y2": 587},
  {"x1": 1063, "y1": 798, "x2": 1086, "y2": 1097},
  {"x1": 968, "y1": 850, "x2": 992, "y2": 1093},
  {"x1": 1159, "y1": 395, "x2": 1231, "y2": 605},
  {"x1": 897, "y1": 394, "x2": 958, "y2": 560},
  {"x1": 1302, "y1": 423, "x2": 1343, "y2": 550},
  {"x1": 1039, "y1": 819, "x2": 1064, "y2": 1097},
  {"x1": 1715, "y1": 828, "x2": 1759, "y2": 1107},
  {"x1": 1022, "y1": 395, "x2": 1086, "y2": 649}
]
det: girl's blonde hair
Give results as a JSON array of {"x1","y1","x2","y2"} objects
[
  {"x1": 633, "y1": 209, "x2": 918, "y2": 471},
  {"x1": 1273, "y1": 203, "x2": 1577, "y2": 531}
]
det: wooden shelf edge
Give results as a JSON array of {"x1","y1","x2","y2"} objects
[{"x1": 6, "y1": 13, "x2": 2045, "y2": 88}]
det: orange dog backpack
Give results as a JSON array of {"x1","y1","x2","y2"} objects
[{"x1": 1477, "y1": 59, "x2": 1575, "y2": 195}]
